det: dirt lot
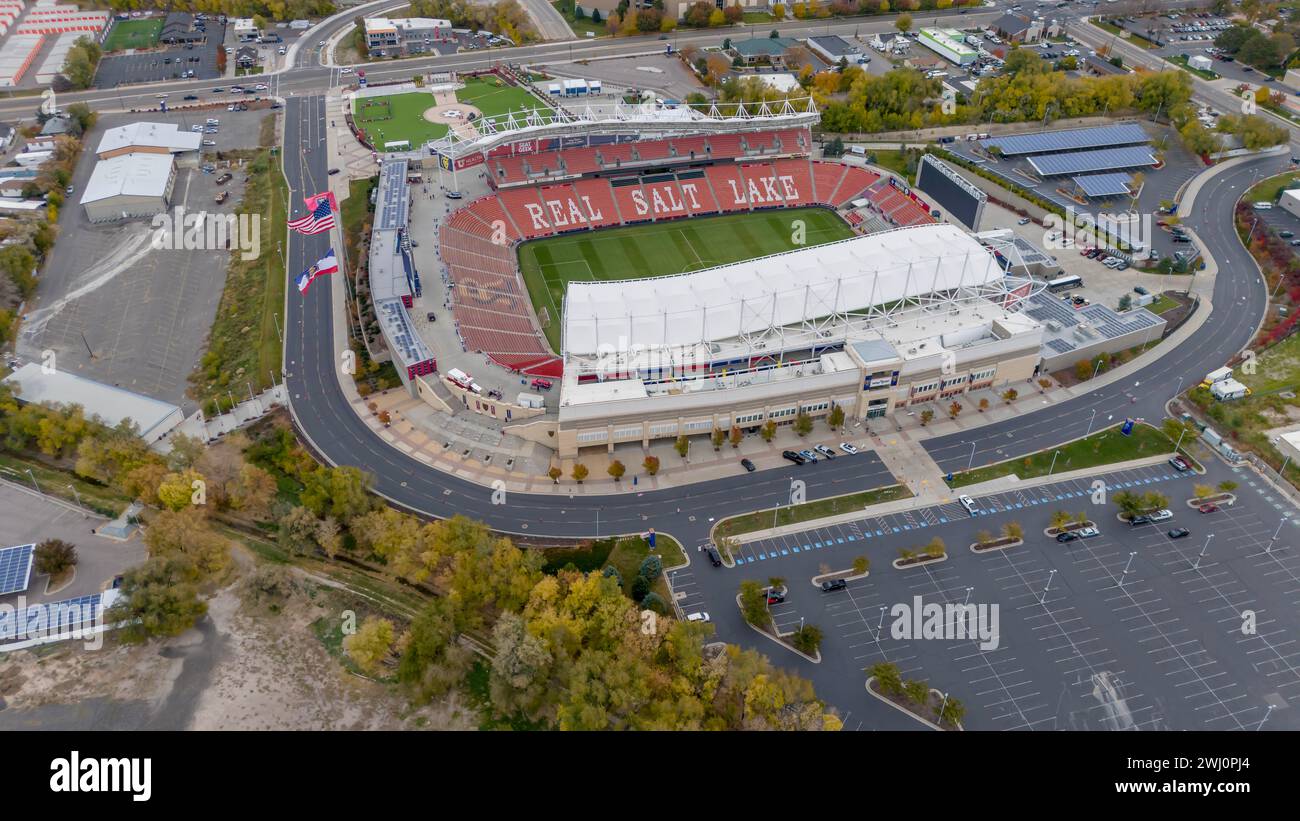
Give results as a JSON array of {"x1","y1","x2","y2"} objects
[{"x1": 0, "y1": 555, "x2": 475, "y2": 730}]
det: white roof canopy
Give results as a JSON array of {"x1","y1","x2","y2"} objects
[
  {"x1": 562, "y1": 223, "x2": 1005, "y2": 357},
  {"x1": 96, "y1": 122, "x2": 201, "y2": 156}
]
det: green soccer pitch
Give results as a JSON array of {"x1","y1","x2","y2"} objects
[
  {"x1": 103, "y1": 19, "x2": 163, "y2": 51},
  {"x1": 517, "y1": 207, "x2": 856, "y2": 352}
]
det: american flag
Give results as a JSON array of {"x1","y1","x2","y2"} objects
[{"x1": 288, "y1": 197, "x2": 335, "y2": 235}]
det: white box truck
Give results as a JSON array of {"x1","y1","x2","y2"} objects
[{"x1": 1199, "y1": 366, "x2": 1232, "y2": 389}]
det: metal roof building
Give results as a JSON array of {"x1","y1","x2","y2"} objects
[
  {"x1": 96, "y1": 122, "x2": 202, "y2": 159},
  {"x1": 2, "y1": 363, "x2": 184, "y2": 444},
  {"x1": 79, "y1": 153, "x2": 177, "y2": 223}
]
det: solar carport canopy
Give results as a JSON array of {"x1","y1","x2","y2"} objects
[
  {"x1": 1073, "y1": 172, "x2": 1133, "y2": 197},
  {"x1": 563, "y1": 223, "x2": 1005, "y2": 356},
  {"x1": 984, "y1": 123, "x2": 1149, "y2": 156},
  {"x1": 1029, "y1": 146, "x2": 1157, "y2": 176}
]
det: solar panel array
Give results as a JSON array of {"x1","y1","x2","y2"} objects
[
  {"x1": 0, "y1": 543, "x2": 34, "y2": 595},
  {"x1": 1045, "y1": 338, "x2": 1077, "y2": 354},
  {"x1": 1081, "y1": 303, "x2": 1161, "y2": 339},
  {"x1": 1029, "y1": 147, "x2": 1157, "y2": 177},
  {"x1": 1025, "y1": 293, "x2": 1080, "y2": 325},
  {"x1": 0, "y1": 593, "x2": 104, "y2": 642},
  {"x1": 1073, "y1": 172, "x2": 1133, "y2": 198},
  {"x1": 985, "y1": 123, "x2": 1149, "y2": 156}
]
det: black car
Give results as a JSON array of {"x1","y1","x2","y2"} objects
[
  {"x1": 782, "y1": 450, "x2": 806, "y2": 465},
  {"x1": 1129, "y1": 515, "x2": 1152, "y2": 526},
  {"x1": 328, "y1": 168, "x2": 341, "y2": 175},
  {"x1": 767, "y1": 586, "x2": 787, "y2": 604},
  {"x1": 706, "y1": 547, "x2": 723, "y2": 567},
  {"x1": 740, "y1": 458, "x2": 756, "y2": 473},
  {"x1": 821, "y1": 579, "x2": 848, "y2": 593},
  {"x1": 1134, "y1": 286, "x2": 1148, "y2": 295},
  {"x1": 183, "y1": 94, "x2": 199, "y2": 100},
  {"x1": 1055, "y1": 531, "x2": 1078, "y2": 543},
  {"x1": 1168, "y1": 527, "x2": 1190, "y2": 539}
]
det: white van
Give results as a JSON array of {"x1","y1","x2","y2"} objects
[
  {"x1": 849, "y1": 145, "x2": 867, "y2": 156},
  {"x1": 1253, "y1": 201, "x2": 1274, "y2": 210}
]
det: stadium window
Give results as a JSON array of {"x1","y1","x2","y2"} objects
[
  {"x1": 614, "y1": 426, "x2": 643, "y2": 439},
  {"x1": 577, "y1": 431, "x2": 608, "y2": 443}
]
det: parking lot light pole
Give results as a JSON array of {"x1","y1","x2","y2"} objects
[
  {"x1": 1086, "y1": 408, "x2": 1097, "y2": 437},
  {"x1": 1048, "y1": 450, "x2": 1060, "y2": 476},
  {"x1": 1194, "y1": 533, "x2": 1214, "y2": 570},
  {"x1": 967, "y1": 440, "x2": 976, "y2": 471},
  {"x1": 1038, "y1": 569, "x2": 1056, "y2": 605},
  {"x1": 876, "y1": 606, "x2": 886, "y2": 644},
  {"x1": 24, "y1": 468, "x2": 39, "y2": 495},
  {"x1": 67, "y1": 485, "x2": 86, "y2": 517},
  {"x1": 1259, "y1": 704, "x2": 1276, "y2": 731},
  {"x1": 1120, "y1": 551, "x2": 1136, "y2": 587}
]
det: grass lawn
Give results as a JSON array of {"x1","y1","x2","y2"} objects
[
  {"x1": 742, "y1": 11, "x2": 774, "y2": 22},
  {"x1": 353, "y1": 79, "x2": 552, "y2": 152},
  {"x1": 456, "y1": 75, "x2": 552, "y2": 118},
  {"x1": 864, "y1": 148, "x2": 915, "y2": 181},
  {"x1": 0, "y1": 452, "x2": 131, "y2": 517},
  {"x1": 552, "y1": 1, "x2": 606, "y2": 37},
  {"x1": 540, "y1": 532, "x2": 684, "y2": 606},
  {"x1": 1146, "y1": 294, "x2": 1180, "y2": 314},
  {"x1": 189, "y1": 121, "x2": 288, "y2": 414},
  {"x1": 947, "y1": 424, "x2": 1177, "y2": 488},
  {"x1": 1246, "y1": 170, "x2": 1300, "y2": 204},
  {"x1": 519, "y1": 207, "x2": 854, "y2": 350},
  {"x1": 103, "y1": 19, "x2": 162, "y2": 51},
  {"x1": 714, "y1": 484, "x2": 912, "y2": 541}
]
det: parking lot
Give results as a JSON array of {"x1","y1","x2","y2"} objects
[
  {"x1": 15, "y1": 107, "x2": 268, "y2": 410},
  {"x1": 676, "y1": 457, "x2": 1300, "y2": 730},
  {"x1": 95, "y1": 19, "x2": 225, "y2": 88}
]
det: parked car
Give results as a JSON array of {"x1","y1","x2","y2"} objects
[
  {"x1": 782, "y1": 450, "x2": 806, "y2": 465},
  {"x1": 183, "y1": 94, "x2": 199, "y2": 100},
  {"x1": 839, "y1": 442, "x2": 859, "y2": 455},
  {"x1": 1017, "y1": 217, "x2": 1031, "y2": 225},
  {"x1": 798, "y1": 449, "x2": 819, "y2": 463},
  {"x1": 813, "y1": 444, "x2": 836, "y2": 459},
  {"x1": 686, "y1": 612, "x2": 711, "y2": 623},
  {"x1": 530, "y1": 378, "x2": 553, "y2": 391},
  {"x1": 1056, "y1": 531, "x2": 1078, "y2": 543},
  {"x1": 1076, "y1": 526, "x2": 1100, "y2": 538},
  {"x1": 1149, "y1": 509, "x2": 1174, "y2": 522},
  {"x1": 767, "y1": 586, "x2": 787, "y2": 604},
  {"x1": 202, "y1": 139, "x2": 216, "y2": 147},
  {"x1": 740, "y1": 458, "x2": 756, "y2": 473},
  {"x1": 821, "y1": 579, "x2": 848, "y2": 593},
  {"x1": 65, "y1": 185, "x2": 74, "y2": 194},
  {"x1": 1134, "y1": 286, "x2": 1149, "y2": 295},
  {"x1": 214, "y1": 190, "x2": 229, "y2": 204},
  {"x1": 328, "y1": 168, "x2": 341, "y2": 175},
  {"x1": 959, "y1": 495, "x2": 977, "y2": 514},
  {"x1": 1168, "y1": 527, "x2": 1190, "y2": 539},
  {"x1": 706, "y1": 547, "x2": 722, "y2": 567},
  {"x1": 1198, "y1": 503, "x2": 1219, "y2": 514},
  {"x1": 215, "y1": 173, "x2": 232, "y2": 184},
  {"x1": 1169, "y1": 455, "x2": 1190, "y2": 471},
  {"x1": 1129, "y1": 514, "x2": 1152, "y2": 526}
]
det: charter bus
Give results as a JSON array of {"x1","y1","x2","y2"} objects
[{"x1": 1046, "y1": 274, "x2": 1082, "y2": 292}]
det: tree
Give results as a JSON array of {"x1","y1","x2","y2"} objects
[
  {"x1": 794, "y1": 411, "x2": 814, "y2": 437},
  {"x1": 948, "y1": 401, "x2": 962, "y2": 419},
  {"x1": 279, "y1": 506, "x2": 325, "y2": 557},
  {"x1": 301, "y1": 466, "x2": 372, "y2": 521},
  {"x1": 109, "y1": 556, "x2": 207, "y2": 643},
  {"x1": 869, "y1": 661, "x2": 903, "y2": 696},
  {"x1": 1075, "y1": 359, "x2": 1094, "y2": 381},
  {"x1": 344, "y1": 616, "x2": 395, "y2": 676},
  {"x1": 1050, "y1": 510, "x2": 1073, "y2": 531},
  {"x1": 925, "y1": 537, "x2": 946, "y2": 559},
  {"x1": 895, "y1": 12, "x2": 912, "y2": 34},
  {"x1": 572, "y1": 463, "x2": 589, "y2": 483},
  {"x1": 675, "y1": 434, "x2": 690, "y2": 458},
  {"x1": 936, "y1": 696, "x2": 965, "y2": 728},
  {"x1": 643, "y1": 455, "x2": 660, "y2": 476},
  {"x1": 790, "y1": 623, "x2": 823, "y2": 654},
  {"x1": 827, "y1": 403, "x2": 845, "y2": 430},
  {"x1": 852, "y1": 555, "x2": 870, "y2": 575},
  {"x1": 608, "y1": 459, "x2": 626, "y2": 481},
  {"x1": 591, "y1": 8, "x2": 602, "y2": 23},
  {"x1": 978, "y1": 398, "x2": 990, "y2": 413},
  {"x1": 34, "y1": 538, "x2": 77, "y2": 577},
  {"x1": 730, "y1": 425, "x2": 743, "y2": 448},
  {"x1": 1193, "y1": 483, "x2": 1214, "y2": 500},
  {"x1": 630, "y1": 574, "x2": 650, "y2": 602},
  {"x1": 903, "y1": 679, "x2": 930, "y2": 706},
  {"x1": 1113, "y1": 490, "x2": 1143, "y2": 517},
  {"x1": 772, "y1": 2, "x2": 786, "y2": 19},
  {"x1": 488, "y1": 610, "x2": 553, "y2": 716},
  {"x1": 548, "y1": 466, "x2": 562, "y2": 484},
  {"x1": 1002, "y1": 520, "x2": 1023, "y2": 541},
  {"x1": 975, "y1": 529, "x2": 993, "y2": 547},
  {"x1": 145, "y1": 507, "x2": 232, "y2": 579},
  {"x1": 1002, "y1": 388, "x2": 1019, "y2": 404},
  {"x1": 712, "y1": 427, "x2": 726, "y2": 451},
  {"x1": 740, "y1": 579, "x2": 771, "y2": 628},
  {"x1": 761, "y1": 419, "x2": 777, "y2": 442},
  {"x1": 640, "y1": 554, "x2": 663, "y2": 581},
  {"x1": 919, "y1": 409, "x2": 935, "y2": 426},
  {"x1": 1218, "y1": 480, "x2": 1238, "y2": 493}
]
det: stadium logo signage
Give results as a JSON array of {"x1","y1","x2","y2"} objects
[
  {"x1": 629, "y1": 183, "x2": 706, "y2": 217},
  {"x1": 523, "y1": 195, "x2": 606, "y2": 231},
  {"x1": 721, "y1": 174, "x2": 801, "y2": 207}
]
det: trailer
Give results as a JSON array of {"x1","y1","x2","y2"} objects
[{"x1": 1209, "y1": 378, "x2": 1251, "y2": 401}]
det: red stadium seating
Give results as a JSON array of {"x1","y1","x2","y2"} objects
[
  {"x1": 635, "y1": 140, "x2": 673, "y2": 162},
  {"x1": 437, "y1": 156, "x2": 887, "y2": 379},
  {"x1": 671, "y1": 136, "x2": 709, "y2": 159},
  {"x1": 705, "y1": 133, "x2": 744, "y2": 159},
  {"x1": 598, "y1": 143, "x2": 637, "y2": 168}
]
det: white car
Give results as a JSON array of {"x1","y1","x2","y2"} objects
[
  {"x1": 1149, "y1": 509, "x2": 1174, "y2": 523},
  {"x1": 1075, "y1": 526, "x2": 1100, "y2": 538},
  {"x1": 959, "y1": 495, "x2": 978, "y2": 514},
  {"x1": 686, "y1": 612, "x2": 711, "y2": 623},
  {"x1": 839, "y1": 442, "x2": 859, "y2": 455},
  {"x1": 340, "y1": 67, "x2": 352, "y2": 74},
  {"x1": 202, "y1": 139, "x2": 216, "y2": 146}
]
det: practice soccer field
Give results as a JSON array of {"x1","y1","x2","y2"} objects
[
  {"x1": 103, "y1": 19, "x2": 163, "y2": 51},
  {"x1": 518, "y1": 208, "x2": 855, "y2": 351},
  {"x1": 352, "y1": 78, "x2": 553, "y2": 152}
]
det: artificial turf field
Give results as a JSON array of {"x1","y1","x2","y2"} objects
[
  {"x1": 103, "y1": 19, "x2": 163, "y2": 51},
  {"x1": 518, "y1": 207, "x2": 855, "y2": 351},
  {"x1": 352, "y1": 78, "x2": 553, "y2": 152}
]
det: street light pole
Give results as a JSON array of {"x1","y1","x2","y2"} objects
[
  {"x1": 1048, "y1": 450, "x2": 1060, "y2": 476},
  {"x1": 967, "y1": 440, "x2": 977, "y2": 471},
  {"x1": 67, "y1": 484, "x2": 86, "y2": 517},
  {"x1": 1194, "y1": 533, "x2": 1214, "y2": 570},
  {"x1": 1086, "y1": 408, "x2": 1097, "y2": 437},
  {"x1": 24, "y1": 468, "x2": 39, "y2": 495}
]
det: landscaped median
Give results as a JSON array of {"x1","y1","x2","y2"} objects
[
  {"x1": 866, "y1": 662, "x2": 964, "y2": 730},
  {"x1": 945, "y1": 423, "x2": 1189, "y2": 489},
  {"x1": 711, "y1": 483, "x2": 912, "y2": 544},
  {"x1": 737, "y1": 579, "x2": 823, "y2": 662}
]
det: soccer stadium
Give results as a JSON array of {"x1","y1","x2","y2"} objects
[{"x1": 371, "y1": 74, "x2": 1047, "y2": 458}]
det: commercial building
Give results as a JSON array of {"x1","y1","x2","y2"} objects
[
  {"x1": 728, "y1": 36, "x2": 800, "y2": 66},
  {"x1": 96, "y1": 122, "x2": 202, "y2": 159},
  {"x1": 1279, "y1": 188, "x2": 1300, "y2": 219},
  {"x1": 232, "y1": 17, "x2": 259, "y2": 40},
  {"x1": 363, "y1": 17, "x2": 452, "y2": 57},
  {"x1": 80, "y1": 152, "x2": 177, "y2": 223},
  {"x1": 992, "y1": 13, "x2": 1043, "y2": 43},
  {"x1": 918, "y1": 28, "x2": 978, "y2": 66},
  {"x1": 806, "y1": 35, "x2": 866, "y2": 65},
  {"x1": 553, "y1": 224, "x2": 1045, "y2": 457},
  {"x1": 2, "y1": 363, "x2": 184, "y2": 444}
]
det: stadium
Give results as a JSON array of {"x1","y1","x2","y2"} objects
[{"x1": 370, "y1": 74, "x2": 1047, "y2": 459}]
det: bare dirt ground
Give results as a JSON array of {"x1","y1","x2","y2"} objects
[{"x1": 0, "y1": 554, "x2": 476, "y2": 731}]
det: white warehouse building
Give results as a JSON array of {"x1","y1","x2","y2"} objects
[{"x1": 80, "y1": 152, "x2": 177, "y2": 223}]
